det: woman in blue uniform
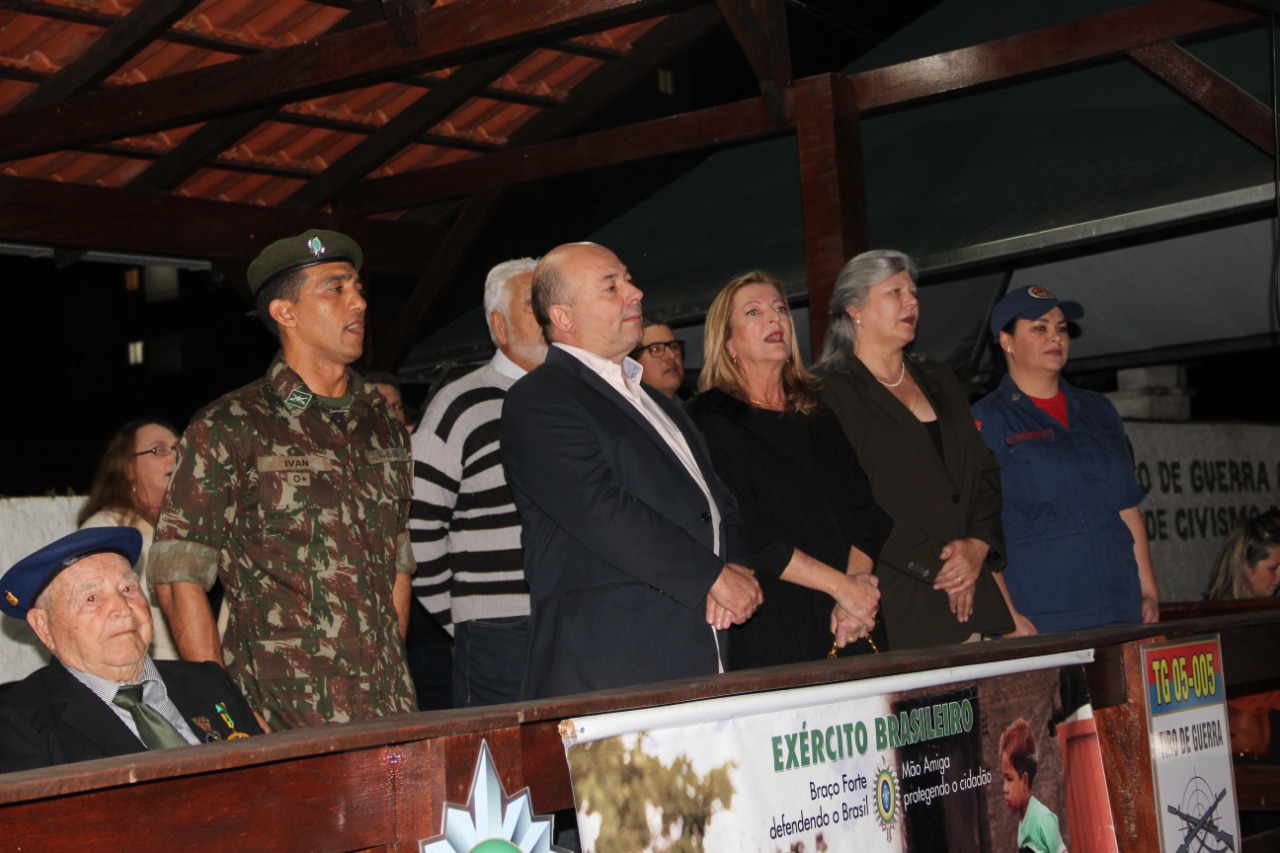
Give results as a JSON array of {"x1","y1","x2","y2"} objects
[{"x1": 972, "y1": 286, "x2": 1160, "y2": 634}]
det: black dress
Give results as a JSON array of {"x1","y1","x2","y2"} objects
[{"x1": 687, "y1": 388, "x2": 893, "y2": 669}]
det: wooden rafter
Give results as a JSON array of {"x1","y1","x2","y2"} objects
[
  {"x1": 0, "y1": 0, "x2": 685, "y2": 163},
  {"x1": 379, "y1": 0, "x2": 421, "y2": 47},
  {"x1": 343, "y1": 0, "x2": 1258, "y2": 217},
  {"x1": 369, "y1": 188, "x2": 506, "y2": 370},
  {"x1": 847, "y1": 0, "x2": 1256, "y2": 112},
  {"x1": 713, "y1": 0, "x2": 793, "y2": 121},
  {"x1": 283, "y1": 50, "x2": 530, "y2": 209},
  {"x1": 13, "y1": 0, "x2": 206, "y2": 110},
  {"x1": 0, "y1": 174, "x2": 441, "y2": 275},
  {"x1": 1130, "y1": 41, "x2": 1279, "y2": 157},
  {"x1": 372, "y1": 4, "x2": 725, "y2": 369},
  {"x1": 340, "y1": 95, "x2": 785, "y2": 214},
  {"x1": 0, "y1": 0, "x2": 262, "y2": 58},
  {"x1": 125, "y1": 0, "x2": 388, "y2": 193}
]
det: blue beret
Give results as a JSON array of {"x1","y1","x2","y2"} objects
[
  {"x1": 990, "y1": 286, "x2": 1084, "y2": 341},
  {"x1": 1, "y1": 528, "x2": 142, "y2": 619}
]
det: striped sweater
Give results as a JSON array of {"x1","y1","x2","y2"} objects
[{"x1": 409, "y1": 352, "x2": 529, "y2": 634}]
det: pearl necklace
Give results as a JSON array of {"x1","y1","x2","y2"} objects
[{"x1": 876, "y1": 362, "x2": 906, "y2": 388}]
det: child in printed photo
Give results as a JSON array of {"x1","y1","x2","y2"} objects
[{"x1": 1001, "y1": 718, "x2": 1067, "y2": 853}]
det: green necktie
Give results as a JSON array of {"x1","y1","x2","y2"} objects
[{"x1": 112, "y1": 685, "x2": 189, "y2": 750}]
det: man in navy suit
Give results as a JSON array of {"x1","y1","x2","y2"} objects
[
  {"x1": 501, "y1": 242, "x2": 763, "y2": 699},
  {"x1": 0, "y1": 528, "x2": 262, "y2": 774}
]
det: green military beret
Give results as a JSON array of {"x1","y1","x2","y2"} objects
[{"x1": 247, "y1": 230, "x2": 364, "y2": 295}]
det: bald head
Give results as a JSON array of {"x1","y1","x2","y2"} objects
[{"x1": 531, "y1": 243, "x2": 645, "y2": 363}]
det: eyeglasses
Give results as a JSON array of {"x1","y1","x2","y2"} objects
[
  {"x1": 633, "y1": 340, "x2": 684, "y2": 359},
  {"x1": 135, "y1": 444, "x2": 178, "y2": 458}
]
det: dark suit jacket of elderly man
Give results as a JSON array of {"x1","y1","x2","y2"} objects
[
  {"x1": 501, "y1": 345, "x2": 751, "y2": 700},
  {"x1": 0, "y1": 659, "x2": 262, "y2": 774}
]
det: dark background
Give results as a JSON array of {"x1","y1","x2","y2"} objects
[{"x1": 4, "y1": 0, "x2": 1279, "y2": 496}]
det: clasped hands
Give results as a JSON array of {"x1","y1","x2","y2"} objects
[
  {"x1": 829, "y1": 571, "x2": 879, "y2": 648},
  {"x1": 932, "y1": 537, "x2": 988, "y2": 623},
  {"x1": 706, "y1": 563, "x2": 763, "y2": 630}
]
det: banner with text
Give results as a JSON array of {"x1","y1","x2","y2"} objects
[
  {"x1": 1141, "y1": 636, "x2": 1239, "y2": 853},
  {"x1": 1125, "y1": 421, "x2": 1280, "y2": 601},
  {"x1": 562, "y1": 651, "x2": 1116, "y2": 852}
]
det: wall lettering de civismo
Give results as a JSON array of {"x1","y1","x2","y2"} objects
[{"x1": 1125, "y1": 422, "x2": 1280, "y2": 601}]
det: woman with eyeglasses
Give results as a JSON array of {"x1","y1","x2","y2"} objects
[
  {"x1": 688, "y1": 271, "x2": 891, "y2": 668},
  {"x1": 78, "y1": 419, "x2": 182, "y2": 659}
]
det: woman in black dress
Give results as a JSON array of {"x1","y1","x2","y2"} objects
[{"x1": 687, "y1": 271, "x2": 892, "y2": 669}]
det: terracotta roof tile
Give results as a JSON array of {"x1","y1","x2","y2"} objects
[{"x1": 0, "y1": 0, "x2": 674, "y2": 208}]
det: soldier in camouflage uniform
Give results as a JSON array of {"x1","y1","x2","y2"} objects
[{"x1": 148, "y1": 230, "x2": 417, "y2": 730}]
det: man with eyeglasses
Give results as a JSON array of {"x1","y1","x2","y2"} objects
[
  {"x1": 148, "y1": 230, "x2": 417, "y2": 731},
  {"x1": 632, "y1": 320, "x2": 686, "y2": 400}
]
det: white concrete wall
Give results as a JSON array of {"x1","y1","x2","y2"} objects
[{"x1": 0, "y1": 497, "x2": 86, "y2": 683}]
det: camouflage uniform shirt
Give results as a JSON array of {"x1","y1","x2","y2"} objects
[{"x1": 148, "y1": 354, "x2": 417, "y2": 729}]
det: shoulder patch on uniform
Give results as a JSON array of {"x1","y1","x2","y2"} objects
[{"x1": 285, "y1": 388, "x2": 313, "y2": 410}]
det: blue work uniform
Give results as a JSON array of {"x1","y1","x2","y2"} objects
[{"x1": 972, "y1": 375, "x2": 1145, "y2": 632}]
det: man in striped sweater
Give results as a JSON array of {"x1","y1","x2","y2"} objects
[{"x1": 409, "y1": 258, "x2": 544, "y2": 707}]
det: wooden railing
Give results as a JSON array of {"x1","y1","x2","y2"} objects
[{"x1": 0, "y1": 609, "x2": 1277, "y2": 852}]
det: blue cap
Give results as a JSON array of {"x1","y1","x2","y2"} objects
[
  {"x1": 990, "y1": 286, "x2": 1084, "y2": 341},
  {"x1": 1, "y1": 528, "x2": 142, "y2": 619}
]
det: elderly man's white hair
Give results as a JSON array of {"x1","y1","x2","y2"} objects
[{"x1": 482, "y1": 258, "x2": 540, "y2": 347}]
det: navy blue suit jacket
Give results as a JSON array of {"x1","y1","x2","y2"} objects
[
  {"x1": 501, "y1": 346, "x2": 750, "y2": 699},
  {"x1": 0, "y1": 658, "x2": 263, "y2": 774}
]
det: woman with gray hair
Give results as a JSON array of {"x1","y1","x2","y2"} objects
[{"x1": 814, "y1": 250, "x2": 1013, "y2": 649}]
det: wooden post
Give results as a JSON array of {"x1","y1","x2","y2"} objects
[
  {"x1": 794, "y1": 73, "x2": 868, "y2": 360},
  {"x1": 1091, "y1": 639, "x2": 1162, "y2": 851}
]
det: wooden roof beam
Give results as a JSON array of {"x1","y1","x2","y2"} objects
[
  {"x1": 1130, "y1": 40, "x2": 1278, "y2": 156},
  {"x1": 340, "y1": 94, "x2": 784, "y2": 213},
  {"x1": 283, "y1": 50, "x2": 529, "y2": 208},
  {"x1": 344, "y1": 4, "x2": 728, "y2": 215},
  {"x1": 847, "y1": 0, "x2": 1257, "y2": 112},
  {"x1": 125, "y1": 0, "x2": 387, "y2": 193},
  {"x1": 342, "y1": 0, "x2": 1259, "y2": 214},
  {"x1": 0, "y1": 0, "x2": 687, "y2": 163},
  {"x1": 368, "y1": 188, "x2": 505, "y2": 371},
  {"x1": 0, "y1": 174, "x2": 440, "y2": 275},
  {"x1": 373, "y1": 4, "x2": 724, "y2": 369},
  {"x1": 14, "y1": 0, "x2": 206, "y2": 110},
  {"x1": 5, "y1": 0, "x2": 260, "y2": 57},
  {"x1": 379, "y1": 0, "x2": 421, "y2": 47},
  {"x1": 713, "y1": 0, "x2": 793, "y2": 122}
]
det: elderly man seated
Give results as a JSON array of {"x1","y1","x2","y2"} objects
[{"x1": 0, "y1": 528, "x2": 262, "y2": 773}]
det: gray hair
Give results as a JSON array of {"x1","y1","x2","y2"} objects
[
  {"x1": 482, "y1": 258, "x2": 540, "y2": 346},
  {"x1": 816, "y1": 249, "x2": 919, "y2": 372}
]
